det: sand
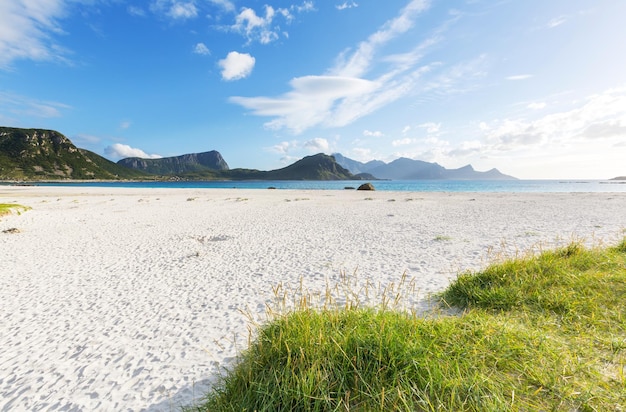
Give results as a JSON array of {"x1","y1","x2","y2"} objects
[{"x1": 1, "y1": 186, "x2": 625, "y2": 411}]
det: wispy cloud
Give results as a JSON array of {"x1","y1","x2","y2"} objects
[
  {"x1": 391, "y1": 88, "x2": 626, "y2": 176},
  {"x1": 336, "y1": 1, "x2": 358, "y2": 11},
  {"x1": 219, "y1": 51, "x2": 255, "y2": 81},
  {"x1": 0, "y1": 91, "x2": 71, "y2": 118},
  {"x1": 294, "y1": 1, "x2": 315, "y2": 13},
  {"x1": 127, "y1": 6, "x2": 146, "y2": 17},
  {"x1": 0, "y1": 0, "x2": 71, "y2": 69},
  {"x1": 169, "y1": 2, "x2": 197, "y2": 19},
  {"x1": 208, "y1": 0, "x2": 235, "y2": 13},
  {"x1": 546, "y1": 15, "x2": 567, "y2": 29},
  {"x1": 72, "y1": 133, "x2": 101, "y2": 145},
  {"x1": 229, "y1": 0, "x2": 434, "y2": 134},
  {"x1": 506, "y1": 74, "x2": 533, "y2": 81},
  {"x1": 330, "y1": 0, "x2": 430, "y2": 78},
  {"x1": 151, "y1": 1, "x2": 198, "y2": 20},
  {"x1": 193, "y1": 42, "x2": 211, "y2": 55},
  {"x1": 419, "y1": 122, "x2": 441, "y2": 134},
  {"x1": 104, "y1": 143, "x2": 162, "y2": 160},
  {"x1": 363, "y1": 130, "x2": 384, "y2": 137},
  {"x1": 230, "y1": 76, "x2": 379, "y2": 133},
  {"x1": 392, "y1": 137, "x2": 414, "y2": 147},
  {"x1": 480, "y1": 87, "x2": 626, "y2": 152},
  {"x1": 268, "y1": 141, "x2": 295, "y2": 155},
  {"x1": 304, "y1": 137, "x2": 330, "y2": 153}
]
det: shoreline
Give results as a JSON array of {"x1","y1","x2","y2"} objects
[{"x1": 1, "y1": 187, "x2": 625, "y2": 411}]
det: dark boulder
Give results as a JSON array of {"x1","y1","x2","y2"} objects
[{"x1": 357, "y1": 183, "x2": 375, "y2": 191}]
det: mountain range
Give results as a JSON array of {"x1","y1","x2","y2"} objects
[
  {"x1": 0, "y1": 127, "x2": 360, "y2": 181},
  {"x1": 1, "y1": 126, "x2": 517, "y2": 181},
  {"x1": 0, "y1": 127, "x2": 147, "y2": 180},
  {"x1": 332, "y1": 153, "x2": 516, "y2": 180},
  {"x1": 117, "y1": 151, "x2": 229, "y2": 175}
]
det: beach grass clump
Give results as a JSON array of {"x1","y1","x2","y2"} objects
[
  {"x1": 191, "y1": 240, "x2": 626, "y2": 411},
  {"x1": 0, "y1": 203, "x2": 30, "y2": 218},
  {"x1": 441, "y1": 241, "x2": 625, "y2": 327}
]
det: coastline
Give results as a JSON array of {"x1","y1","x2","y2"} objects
[
  {"x1": 1, "y1": 187, "x2": 625, "y2": 411},
  {"x1": 4, "y1": 178, "x2": 626, "y2": 193}
]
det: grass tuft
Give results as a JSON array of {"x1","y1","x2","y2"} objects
[
  {"x1": 190, "y1": 240, "x2": 626, "y2": 411},
  {"x1": 0, "y1": 203, "x2": 30, "y2": 219}
]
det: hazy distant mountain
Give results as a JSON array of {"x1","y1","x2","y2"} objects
[
  {"x1": 332, "y1": 153, "x2": 385, "y2": 175},
  {"x1": 610, "y1": 176, "x2": 626, "y2": 180},
  {"x1": 333, "y1": 153, "x2": 516, "y2": 180},
  {"x1": 0, "y1": 127, "x2": 148, "y2": 180},
  {"x1": 118, "y1": 151, "x2": 229, "y2": 175}
]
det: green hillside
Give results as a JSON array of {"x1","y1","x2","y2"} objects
[{"x1": 0, "y1": 127, "x2": 149, "y2": 180}]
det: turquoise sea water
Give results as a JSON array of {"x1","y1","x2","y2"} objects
[{"x1": 18, "y1": 179, "x2": 626, "y2": 192}]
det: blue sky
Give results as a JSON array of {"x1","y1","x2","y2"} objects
[{"x1": 1, "y1": 0, "x2": 625, "y2": 179}]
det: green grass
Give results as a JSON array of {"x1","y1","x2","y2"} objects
[
  {"x1": 0, "y1": 203, "x2": 30, "y2": 218},
  {"x1": 190, "y1": 240, "x2": 626, "y2": 411}
]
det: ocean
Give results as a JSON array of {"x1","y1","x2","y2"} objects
[{"x1": 19, "y1": 179, "x2": 626, "y2": 192}]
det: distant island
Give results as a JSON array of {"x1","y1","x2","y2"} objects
[
  {"x1": 610, "y1": 176, "x2": 626, "y2": 180},
  {"x1": 1, "y1": 126, "x2": 517, "y2": 181}
]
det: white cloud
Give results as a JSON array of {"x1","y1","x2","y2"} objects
[
  {"x1": 0, "y1": 0, "x2": 71, "y2": 68},
  {"x1": 226, "y1": 2, "x2": 314, "y2": 44},
  {"x1": 150, "y1": 0, "x2": 198, "y2": 20},
  {"x1": 506, "y1": 74, "x2": 533, "y2": 81},
  {"x1": 71, "y1": 134, "x2": 101, "y2": 147},
  {"x1": 348, "y1": 147, "x2": 373, "y2": 161},
  {"x1": 208, "y1": 0, "x2": 235, "y2": 13},
  {"x1": 269, "y1": 141, "x2": 293, "y2": 154},
  {"x1": 547, "y1": 16, "x2": 567, "y2": 29},
  {"x1": 230, "y1": 75, "x2": 379, "y2": 133},
  {"x1": 0, "y1": 91, "x2": 71, "y2": 118},
  {"x1": 363, "y1": 130, "x2": 383, "y2": 137},
  {"x1": 229, "y1": 1, "x2": 433, "y2": 134},
  {"x1": 119, "y1": 121, "x2": 131, "y2": 129},
  {"x1": 104, "y1": 143, "x2": 162, "y2": 160},
  {"x1": 193, "y1": 42, "x2": 210, "y2": 55},
  {"x1": 392, "y1": 138, "x2": 414, "y2": 146},
  {"x1": 480, "y1": 87, "x2": 626, "y2": 152},
  {"x1": 336, "y1": 2, "x2": 358, "y2": 10},
  {"x1": 348, "y1": 147, "x2": 373, "y2": 162},
  {"x1": 304, "y1": 137, "x2": 330, "y2": 153},
  {"x1": 447, "y1": 140, "x2": 482, "y2": 157},
  {"x1": 581, "y1": 120, "x2": 626, "y2": 140},
  {"x1": 331, "y1": 0, "x2": 430, "y2": 78},
  {"x1": 527, "y1": 102, "x2": 546, "y2": 110},
  {"x1": 402, "y1": 125, "x2": 411, "y2": 134},
  {"x1": 418, "y1": 122, "x2": 441, "y2": 134},
  {"x1": 294, "y1": 1, "x2": 315, "y2": 13},
  {"x1": 231, "y1": 5, "x2": 279, "y2": 44},
  {"x1": 219, "y1": 51, "x2": 255, "y2": 81},
  {"x1": 128, "y1": 6, "x2": 146, "y2": 17},
  {"x1": 168, "y1": 2, "x2": 197, "y2": 19}
]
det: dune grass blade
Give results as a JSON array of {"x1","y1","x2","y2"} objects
[
  {"x1": 0, "y1": 203, "x2": 30, "y2": 218},
  {"x1": 190, "y1": 240, "x2": 626, "y2": 411}
]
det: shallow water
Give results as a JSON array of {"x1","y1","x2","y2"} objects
[{"x1": 15, "y1": 179, "x2": 626, "y2": 192}]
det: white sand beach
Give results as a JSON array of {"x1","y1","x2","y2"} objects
[{"x1": 1, "y1": 186, "x2": 625, "y2": 411}]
